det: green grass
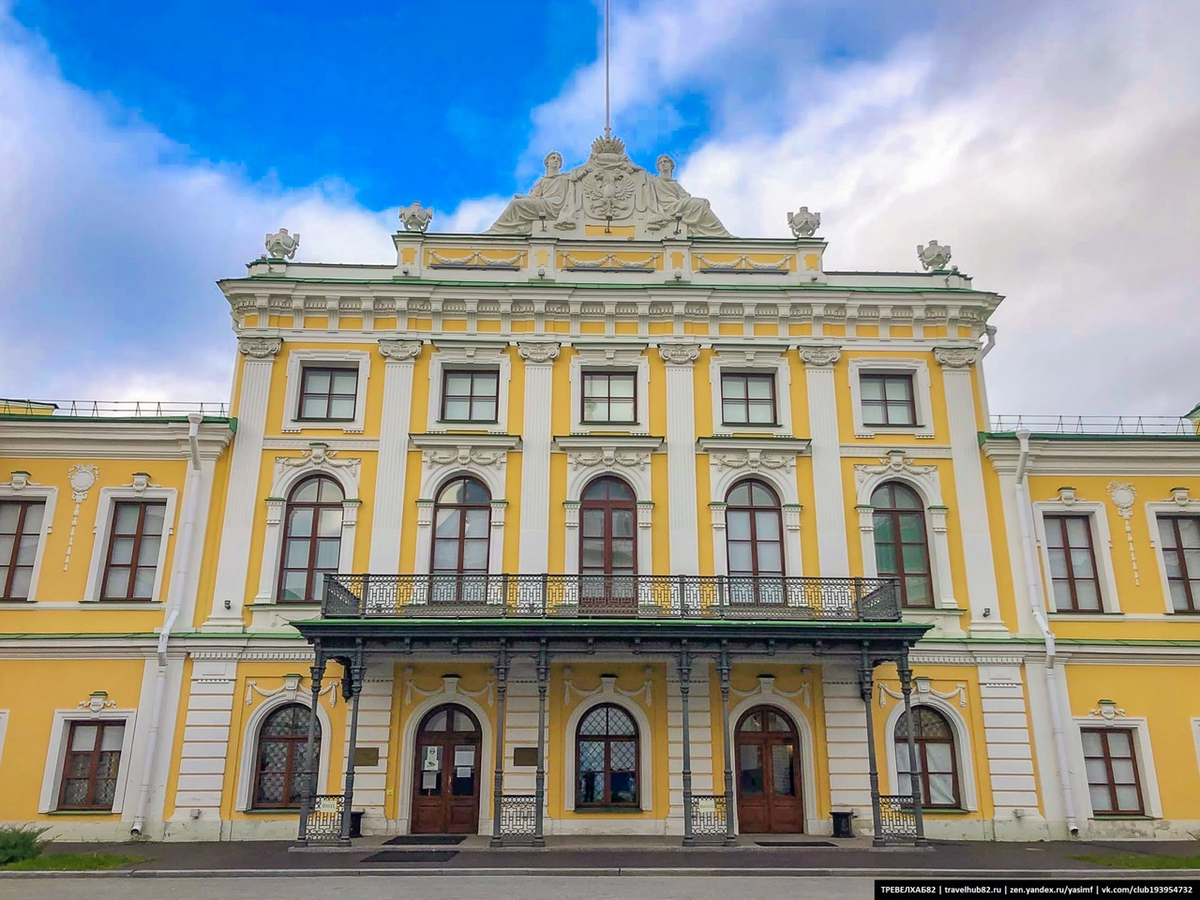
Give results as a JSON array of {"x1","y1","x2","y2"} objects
[
  {"x1": 1072, "y1": 854, "x2": 1200, "y2": 870},
  {"x1": 2, "y1": 852, "x2": 147, "y2": 871}
]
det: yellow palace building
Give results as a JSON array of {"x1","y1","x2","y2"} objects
[{"x1": 2, "y1": 133, "x2": 1199, "y2": 846}]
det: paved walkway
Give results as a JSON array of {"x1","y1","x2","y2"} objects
[{"x1": 9, "y1": 835, "x2": 1199, "y2": 877}]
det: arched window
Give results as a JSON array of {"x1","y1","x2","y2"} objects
[
  {"x1": 895, "y1": 706, "x2": 960, "y2": 809},
  {"x1": 576, "y1": 703, "x2": 639, "y2": 808},
  {"x1": 431, "y1": 477, "x2": 491, "y2": 603},
  {"x1": 871, "y1": 482, "x2": 933, "y2": 608},
  {"x1": 252, "y1": 703, "x2": 320, "y2": 809},
  {"x1": 278, "y1": 475, "x2": 344, "y2": 603},
  {"x1": 580, "y1": 477, "x2": 638, "y2": 611},
  {"x1": 726, "y1": 479, "x2": 785, "y2": 577}
]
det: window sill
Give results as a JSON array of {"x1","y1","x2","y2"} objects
[
  {"x1": 46, "y1": 809, "x2": 119, "y2": 816},
  {"x1": 294, "y1": 418, "x2": 357, "y2": 425},
  {"x1": 1091, "y1": 814, "x2": 1155, "y2": 820},
  {"x1": 242, "y1": 807, "x2": 301, "y2": 815},
  {"x1": 570, "y1": 806, "x2": 644, "y2": 814},
  {"x1": 438, "y1": 420, "x2": 500, "y2": 427},
  {"x1": 919, "y1": 807, "x2": 974, "y2": 815},
  {"x1": 1048, "y1": 612, "x2": 1122, "y2": 619},
  {"x1": 861, "y1": 423, "x2": 923, "y2": 431}
]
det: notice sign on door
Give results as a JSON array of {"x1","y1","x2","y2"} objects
[{"x1": 422, "y1": 746, "x2": 441, "y2": 771}]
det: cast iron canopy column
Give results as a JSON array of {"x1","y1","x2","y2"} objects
[
  {"x1": 679, "y1": 641, "x2": 695, "y2": 846},
  {"x1": 298, "y1": 644, "x2": 325, "y2": 844},
  {"x1": 898, "y1": 647, "x2": 927, "y2": 845},
  {"x1": 491, "y1": 640, "x2": 509, "y2": 847},
  {"x1": 717, "y1": 641, "x2": 736, "y2": 844},
  {"x1": 534, "y1": 640, "x2": 549, "y2": 846},
  {"x1": 859, "y1": 646, "x2": 885, "y2": 847},
  {"x1": 339, "y1": 639, "x2": 365, "y2": 842}
]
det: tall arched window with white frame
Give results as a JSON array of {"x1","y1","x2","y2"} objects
[
  {"x1": 871, "y1": 482, "x2": 933, "y2": 608},
  {"x1": 278, "y1": 475, "x2": 344, "y2": 603}
]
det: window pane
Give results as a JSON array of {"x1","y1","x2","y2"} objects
[
  {"x1": 771, "y1": 743, "x2": 796, "y2": 796},
  {"x1": 582, "y1": 399, "x2": 604, "y2": 421},
  {"x1": 433, "y1": 541, "x2": 460, "y2": 569},
  {"x1": 610, "y1": 540, "x2": 635, "y2": 568},
  {"x1": 727, "y1": 511, "x2": 752, "y2": 541},
  {"x1": 582, "y1": 374, "x2": 603, "y2": 398},
  {"x1": 442, "y1": 398, "x2": 471, "y2": 420},
  {"x1": 300, "y1": 395, "x2": 327, "y2": 419},
  {"x1": 611, "y1": 510, "x2": 634, "y2": 538},
  {"x1": 722, "y1": 376, "x2": 746, "y2": 399},
  {"x1": 1089, "y1": 784, "x2": 1113, "y2": 812},
  {"x1": 281, "y1": 571, "x2": 308, "y2": 601},
  {"x1": 582, "y1": 509, "x2": 605, "y2": 537},
  {"x1": 924, "y1": 742, "x2": 953, "y2": 773},
  {"x1": 1048, "y1": 549, "x2": 1068, "y2": 579},
  {"x1": 139, "y1": 504, "x2": 165, "y2": 536},
  {"x1": 1073, "y1": 580, "x2": 1100, "y2": 610},
  {"x1": 902, "y1": 543, "x2": 929, "y2": 573},
  {"x1": 114, "y1": 504, "x2": 141, "y2": 533},
  {"x1": 875, "y1": 543, "x2": 897, "y2": 575},
  {"x1": 132, "y1": 566, "x2": 156, "y2": 598},
  {"x1": 928, "y1": 773, "x2": 956, "y2": 806},
  {"x1": 1084, "y1": 758, "x2": 1109, "y2": 785},
  {"x1": 873, "y1": 514, "x2": 894, "y2": 543},
  {"x1": 860, "y1": 377, "x2": 884, "y2": 401},
  {"x1": 328, "y1": 397, "x2": 355, "y2": 419},
  {"x1": 8, "y1": 567, "x2": 30, "y2": 599},
  {"x1": 472, "y1": 399, "x2": 498, "y2": 421},
  {"x1": 103, "y1": 567, "x2": 130, "y2": 598},
  {"x1": 445, "y1": 373, "x2": 473, "y2": 394},
  {"x1": 304, "y1": 370, "x2": 331, "y2": 393},
  {"x1": 315, "y1": 539, "x2": 340, "y2": 569},
  {"x1": 1114, "y1": 785, "x2": 1141, "y2": 812},
  {"x1": 1080, "y1": 731, "x2": 1104, "y2": 756},
  {"x1": 1110, "y1": 758, "x2": 1136, "y2": 784},
  {"x1": 1064, "y1": 517, "x2": 1090, "y2": 547},
  {"x1": 904, "y1": 575, "x2": 933, "y2": 606},
  {"x1": 722, "y1": 400, "x2": 746, "y2": 424},
  {"x1": 318, "y1": 508, "x2": 343, "y2": 537},
  {"x1": 137, "y1": 536, "x2": 160, "y2": 566},
  {"x1": 0, "y1": 504, "x2": 18, "y2": 532},
  {"x1": 746, "y1": 377, "x2": 773, "y2": 399},
  {"x1": 289, "y1": 508, "x2": 313, "y2": 537},
  {"x1": 581, "y1": 540, "x2": 605, "y2": 568},
  {"x1": 756, "y1": 543, "x2": 782, "y2": 573},
  {"x1": 463, "y1": 509, "x2": 490, "y2": 537},
  {"x1": 109, "y1": 537, "x2": 135, "y2": 565},
  {"x1": 610, "y1": 375, "x2": 635, "y2": 397},
  {"x1": 461, "y1": 539, "x2": 489, "y2": 570},
  {"x1": 754, "y1": 512, "x2": 780, "y2": 540},
  {"x1": 739, "y1": 745, "x2": 764, "y2": 795},
  {"x1": 898, "y1": 513, "x2": 926, "y2": 542},
  {"x1": 473, "y1": 372, "x2": 499, "y2": 396},
  {"x1": 99, "y1": 725, "x2": 125, "y2": 752},
  {"x1": 862, "y1": 402, "x2": 886, "y2": 426},
  {"x1": 747, "y1": 402, "x2": 774, "y2": 423},
  {"x1": 331, "y1": 370, "x2": 357, "y2": 393},
  {"x1": 884, "y1": 376, "x2": 913, "y2": 401},
  {"x1": 1177, "y1": 517, "x2": 1200, "y2": 547},
  {"x1": 71, "y1": 724, "x2": 98, "y2": 751},
  {"x1": 728, "y1": 543, "x2": 753, "y2": 573},
  {"x1": 435, "y1": 508, "x2": 461, "y2": 539},
  {"x1": 887, "y1": 401, "x2": 915, "y2": 425},
  {"x1": 293, "y1": 480, "x2": 319, "y2": 502},
  {"x1": 1106, "y1": 731, "x2": 1133, "y2": 756},
  {"x1": 609, "y1": 400, "x2": 636, "y2": 422},
  {"x1": 285, "y1": 539, "x2": 310, "y2": 568}
]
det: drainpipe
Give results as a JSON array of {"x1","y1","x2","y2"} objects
[
  {"x1": 980, "y1": 324, "x2": 998, "y2": 358},
  {"x1": 131, "y1": 413, "x2": 204, "y2": 837},
  {"x1": 1014, "y1": 428, "x2": 1078, "y2": 836}
]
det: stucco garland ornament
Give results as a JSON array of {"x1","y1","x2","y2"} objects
[
  {"x1": 854, "y1": 451, "x2": 937, "y2": 484},
  {"x1": 245, "y1": 673, "x2": 339, "y2": 707},
  {"x1": 398, "y1": 201, "x2": 433, "y2": 233},
  {"x1": 566, "y1": 449, "x2": 650, "y2": 471},
  {"x1": 77, "y1": 691, "x2": 116, "y2": 714},
  {"x1": 63, "y1": 464, "x2": 98, "y2": 571},
  {"x1": 709, "y1": 448, "x2": 795, "y2": 473},
  {"x1": 729, "y1": 675, "x2": 811, "y2": 709},
  {"x1": 917, "y1": 240, "x2": 952, "y2": 271},
  {"x1": 1108, "y1": 481, "x2": 1139, "y2": 585},
  {"x1": 403, "y1": 672, "x2": 493, "y2": 707},
  {"x1": 563, "y1": 670, "x2": 653, "y2": 707},
  {"x1": 878, "y1": 678, "x2": 967, "y2": 710},
  {"x1": 787, "y1": 207, "x2": 821, "y2": 238},
  {"x1": 264, "y1": 228, "x2": 300, "y2": 260}
]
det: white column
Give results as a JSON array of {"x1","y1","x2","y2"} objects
[
  {"x1": 517, "y1": 342, "x2": 560, "y2": 573},
  {"x1": 936, "y1": 348, "x2": 1007, "y2": 635},
  {"x1": 822, "y1": 662, "x2": 873, "y2": 833},
  {"x1": 800, "y1": 346, "x2": 849, "y2": 576},
  {"x1": 659, "y1": 344, "x2": 701, "y2": 574},
  {"x1": 205, "y1": 337, "x2": 281, "y2": 631},
  {"x1": 368, "y1": 340, "x2": 423, "y2": 573}
]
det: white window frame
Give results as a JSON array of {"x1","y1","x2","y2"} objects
[
  {"x1": 569, "y1": 343, "x2": 650, "y2": 433},
  {"x1": 1032, "y1": 500, "x2": 1121, "y2": 614},
  {"x1": 282, "y1": 349, "x2": 371, "y2": 434},
  {"x1": 0, "y1": 478, "x2": 58, "y2": 602},
  {"x1": 848, "y1": 358, "x2": 935, "y2": 439},
  {"x1": 83, "y1": 486, "x2": 178, "y2": 603},
  {"x1": 708, "y1": 345, "x2": 792, "y2": 436},
  {"x1": 426, "y1": 342, "x2": 511, "y2": 434},
  {"x1": 39, "y1": 708, "x2": 138, "y2": 813},
  {"x1": 1070, "y1": 716, "x2": 1161, "y2": 820},
  {"x1": 235, "y1": 694, "x2": 333, "y2": 812},
  {"x1": 883, "y1": 696, "x2": 979, "y2": 811},
  {"x1": 1145, "y1": 498, "x2": 1200, "y2": 615}
]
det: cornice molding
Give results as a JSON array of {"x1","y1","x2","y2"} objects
[
  {"x1": 982, "y1": 437, "x2": 1200, "y2": 476},
  {"x1": 0, "y1": 420, "x2": 234, "y2": 460}
]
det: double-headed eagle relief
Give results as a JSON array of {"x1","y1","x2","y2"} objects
[{"x1": 487, "y1": 133, "x2": 732, "y2": 238}]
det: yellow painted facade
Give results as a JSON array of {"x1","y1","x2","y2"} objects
[{"x1": 3, "y1": 136, "x2": 1199, "y2": 846}]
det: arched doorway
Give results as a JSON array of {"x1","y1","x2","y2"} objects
[
  {"x1": 735, "y1": 705, "x2": 804, "y2": 834},
  {"x1": 579, "y1": 476, "x2": 638, "y2": 614},
  {"x1": 411, "y1": 704, "x2": 482, "y2": 834}
]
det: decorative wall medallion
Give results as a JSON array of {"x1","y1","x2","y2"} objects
[
  {"x1": 245, "y1": 673, "x2": 339, "y2": 707},
  {"x1": 63, "y1": 464, "x2": 98, "y2": 572},
  {"x1": 1057, "y1": 486, "x2": 1077, "y2": 505},
  {"x1": 1107, "y1": 481, "x2": 1139, "y2": 585},
  {"x1": 1088, "y1": 698, "x2": 1126, "y2": 723},
  {"x1": 878, "y1": 678, "x2": 967, "y2": 709},
  {"x1": 264, "y1": 228, "x2": 299, "y2": 260},
  {"x1": 787, "y1": 206, "x2": 821, "y2": 238},
  {"x1": 917, "y1": 240, "x2": 952, "y2": 271},
  {"x1": 657, "y1": 343, "x2": 701, "y2": 366},
  {"x1": 379, "y1": 340, "x2": 423, "y2": 361},
  {"x1": 238, "y1": 337, "x2": 283, "y2": 359},
  {"x1": 7, "y1": 471, "x2": 31, "y2": 491},
  {"x1": 77, "y1": 691, "x2": 116, "y2": 714},
  {"x1": 127, "y1": 473, "x2": 154, "y2": 494},
  {"x1": 563, "y1": 668, "x2": 654, "y2": 707},
  {"x1": 398, "y1": 201, "x2": 434, "y2": 233},
  {"x1": 403, "y1": 671, "x2": 493, "y2": 707},
  {"x1": 798, "y1": 345, "x2": 841, "y2": 367},
  {"x1": 1170, "y1": 487, "x2": 1191, "y2": 507},
  {"x1": 516, "y1": 341, "x2": 562, "y2": 364},
  {"x1": 934, "y1": 347, "x2": 979, "y2": 368}
]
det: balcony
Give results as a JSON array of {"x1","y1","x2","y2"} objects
[{"x1": 321, "y1": 573, "x2": 901, "y2": 622}]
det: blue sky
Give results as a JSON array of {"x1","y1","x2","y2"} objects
[{"x1": 1, "y1": 0, "x2": 1198, "y2": 415}]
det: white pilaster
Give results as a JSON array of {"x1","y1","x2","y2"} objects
[
  {"x1": 659, "y1": 344, "x2": 701, "y2": 573},
  {"x1": 936, "y1": 348, "x2": 1007, "y2": 635},
  {"x1": 978, "y1": 664, "x2": 1047, "y2": 839},
  {"x1": 342, "y1": 663, "x2": 396, "y2": 834},
  {"x1": 822, "y1": 663, "x2": 872, "y2": 832},
  {"x1": 205, "y1": 337, "x2": 281, "y2": 630},
  {"x1": 517, "y1": 342, "x2": 560, "y2": 573},
  {"x1": 666, "y1": 663, "x2": 713, "y2": 835},
  {"x1": 368, "y1": 340, "x2": 423, "y2": 573},
  {"x1": 800, "y1": 346, "x2": 849, "y2": 576},
  {"x1": 167, "y1": 659, "x2": 236, "y2": 840}
]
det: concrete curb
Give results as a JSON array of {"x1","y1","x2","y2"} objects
[{"x1": 2, "y1": 867, "x2": 1198, "y2": 879}]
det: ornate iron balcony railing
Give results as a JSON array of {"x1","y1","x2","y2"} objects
[{"x1": 321, "y1": 573, "x2": 901, "y2": 622}]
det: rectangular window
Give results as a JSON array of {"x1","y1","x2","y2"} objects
[
  {"x1": 58, "y1": 721, "x2": 125, "y2": 811},
  {"x1": 860, "y1": 373, "x2": 917, "y2": 426},
  {"x1": 101, "y1": 501, "x2": 167, "y2": 601},
  {"x1": 1081, "y1": 727, "x2": 1144, "y2": 815},
  {"x1": 581, "y1": 371, "x2": 637, "y2": 424},
  {"x1": 441, "y1": 370, "x2": 500, "y2": 423},
  {"x1": 1045, "y1": 515, "x2": 1101, "y2": 611},
  {"x1": 721, "y1": 373, "x2": 777, "y2": 426},
  {"x1": 0, "y1": 500, "x2": 45, "y2": 600},
  {"x1": 1158, "y1": 516, "x2": 1200, "y2": 612},
  {"x1": 297, "y1": 366, "x2": 358, "y2": 421}
]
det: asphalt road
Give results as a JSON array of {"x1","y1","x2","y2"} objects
[{"x1": 0, "y1": 875, "x2": 877, "y2": 900}]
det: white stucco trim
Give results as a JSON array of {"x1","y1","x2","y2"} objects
[
  {"x1": 707, "y1": 344, "x2": 793, "y2": 436},
  {"x1": 1192, "y1": 718, "x2": 1200, "y2": 780},
  {"x1": 254, "y1": 458, "x2": 362, "y2": 605},
  {"x1": 39, "y1": 707, "x2": 138, "y2": 813},
  {"x1": 559, "y1": 462, "x2": 655, "y2": 578},
  {"x1": 1070, "y1": 716, "x2": 1162, "y2": 820},
  {"x1": 705, "y1": 463, "x2": 804, "y2": 578},
  {"x1": 847, "y1": 357, "x2": 935, "y2": 439},
  {"x1": 82, "y1": 485, "x2": 178, "y2": 603},
  {"x1": 726, "y1": 694, "x2": 819, "y2": 833},
  {"x1": 1144, "y1": 499, "x2": 1200, "y2": 615},
  {"x1": 882, "y1": 696, "x2": 979, "y2": 811},
  {"x1": 562, "y1": 693, "x2": 655, "y2": 814},
  {"x1": 0, "y1": 710, "x2": 8, "y2": 772},
  {"x1": 426, "y1": 342, "x2": 512, "y2": 434},
  {"x1": 1032, "y1": 499, "x2": 1122, "y2": 614},
  {"x1": 234, "y1": 693, "x2": 333, "y2": 812},
  {"x1": 0, "y1": 479, "x2": 58, "y2": 602},
  {"x1": 569, "y1": 343, "x2": 651, "y2": 433},
  {"x1": 853, "y1": 463, "x2": 956, "y2": 611},
  {"x1": 282, "y1": 349, "x2": 371, "y2": 434},
  {"x1": 396, "y1": 691, "x2": 494, "y2": 836}
]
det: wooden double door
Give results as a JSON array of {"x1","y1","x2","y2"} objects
[
  {"x1": 735, "y1": 706, "x2": 805, "y2": 834},
  {"x1": 411, "y1": 704, "x2": 482, "y2": 834}
]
